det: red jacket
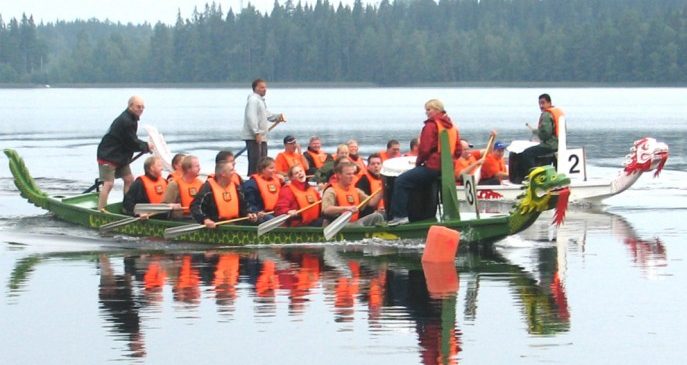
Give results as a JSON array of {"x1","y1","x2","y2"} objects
[
  {"x1": 416, "y1": 113, "x2": 462, "y2": 171},
  {"x1": 275, "y1": 180, "x2": 320, "y2": 226}
]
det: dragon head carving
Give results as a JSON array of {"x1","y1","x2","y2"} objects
[
  {"x1": 623, "y1": 137, "x2": 669, "y2": 177},
  {"x1": 515, "y1": 166, "x2": 571, "y2": 225}
]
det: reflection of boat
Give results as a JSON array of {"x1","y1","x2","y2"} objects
[
  {"x1": 517, "y1": 206, "x2": 667, "y2": 275},
  {"x1": 6, "y1": 244, "x2": 571, "y2": 362},
  {"x1": 454, "y1": 118, "x2": 669, "y2": 204},
  {"x1": 4, "y1": 133, "x2": 570, "y2": 246}
]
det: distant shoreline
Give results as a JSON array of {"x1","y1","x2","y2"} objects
[{"x1": 2, "y1": 81, "x2": 687, "y2": 89}]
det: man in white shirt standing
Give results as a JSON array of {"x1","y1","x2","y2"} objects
[{"x1": 242, "y1": 78, "x2": 285, "y2": 176}]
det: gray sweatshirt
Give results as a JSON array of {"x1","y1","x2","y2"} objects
[{"x1": 241, "y1": 92, "x2": 279, "y2": 140}]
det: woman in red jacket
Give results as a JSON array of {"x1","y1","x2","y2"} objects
[
  {"x1": 387, "y1": 99, "x2": 462, "y2": 226},
  {"x1": 274, "y1": 165, "x2": 323, "y2": 227}
]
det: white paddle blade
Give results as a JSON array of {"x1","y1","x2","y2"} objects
[
  {"x1": 257, "y1": 214, "x2": 290, "y2": 237},
  {"x1": 323, "y1": 211, "x2": 353, "y2": 241},
  {"x1": 133, "y1": 203, "x2": 175, "y2": 215},
  {"x1": 163, "y1": 223, "x2": 204, "y2": 239},
  {"x1": 143, "y1": 124, "x2": 173, "y2": 172}
]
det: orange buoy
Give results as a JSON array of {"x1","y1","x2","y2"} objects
[
  {"x1": 422, "y1": 225, "x2": 460, "y2": 263},
  {"x1": 422, "y1": 262, "x2": 459, "y2": 299}
]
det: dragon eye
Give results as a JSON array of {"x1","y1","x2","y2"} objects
[{"x1": 536, "y1": 175, "x2": 546, "y2": 184}]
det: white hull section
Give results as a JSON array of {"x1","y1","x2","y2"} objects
[{"x1": 457, "y1": 171, "x2": 642, "y2": 205}]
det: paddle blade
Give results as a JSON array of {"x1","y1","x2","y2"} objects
[
  {"x1": 99, "y1": 216, "x2": 141, "y2": 233},
  {"x1": 133, "y1": 203, "x2": 175, "y2": 215},
  {"x1": 163, "y1": 223, "x2": 204, "y2": 239},
  {"x1": 323, "y1": 211, "x2": 352, "y2": 241},
  {"x1": 257, "y1": 214, "x2": 290, "y2": 237}
]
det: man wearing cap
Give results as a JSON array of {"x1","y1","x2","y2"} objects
[
  {"x1": 480, "y1": 141, "x2": 509, "y2": 185},
  {"x1": 242, "y1": 78, "x2": 285, "y2": 176},
  {"x1": 274, "y1": 135, "x2": 310, "y2": 178}
]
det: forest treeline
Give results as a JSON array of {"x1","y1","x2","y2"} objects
[{"x1": 1, "y1": 0, "x2": 686, "y2": 85}]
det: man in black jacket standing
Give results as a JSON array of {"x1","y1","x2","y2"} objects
[{"x1": 97, "y1": 96, "x2": 150, "y2": 210}]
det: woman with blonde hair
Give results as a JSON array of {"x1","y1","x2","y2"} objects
[{"x1": 387, "y1": 99, "x2": 462, "y2": 226}]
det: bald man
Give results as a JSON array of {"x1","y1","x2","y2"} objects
[{"x1": 97, "y1": 96, "x2": 151, "y2": 210}]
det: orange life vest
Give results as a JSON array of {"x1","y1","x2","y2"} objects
[
  {"x1": 167, "y1": 170, "x2": 183, "y2": 182},
  {"x1": 544, "y1": 106, "x2": 564, "y2": 137},
  {"x1": 276, "y1": 151, "x2": 307, "y2": 174},
  {"x1": 333, "y1": 183, "x2": 360, "y2": 222},
  {"x1": 175, "y1": 176, "x2": 203, "y2": 215},
  {"x1": 454, "y1": 154, "x2": 478, "y2": 178},
  {"x1": 207, "y1": 173, "x2": 241, "y2": 186},
  {"x1": 350, "y1": 156, "x2": 367, "y2": 179},
  {"x1": 287, "y1": 184, "x2": 321, "y2": 225},
  {"x1": 207, "y1": 178, "x2": 240, "y2": 220},
  {"x1": 362, "y1": 170, "x2": 384, "y2": 208},
  {"x1": 305, "y1": 150, "x2": 329, "y2": 169},
  {"x1": 378, "y1": 151, "x2": 391, "y2": 162},
  {"x1": 251, "y1": 174, "x2": 281, "y2": 211},
  {"x1": 434, "y1": 119, "x2": 458, "y2": 155},
  {"x1": 140, "y1": 175, "x2": 167, "y2": 204}
]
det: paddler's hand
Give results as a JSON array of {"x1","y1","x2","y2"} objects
[
  {"x1": 287, "y1": 209, "x2": 298, "y2": 217},
  {"x1": 343, "y1": 206, "x2": 358, "y2": 214},
  {"x1": 139, "y1": 213, "x2": 151, "y2": 220},
  {"x1": 204, "y1": 218, "x2": 216, "y2": 229},
  {"x1": 278, "y1": 114, "x2": 286, "y2": 123},
  {"x1": 248, "y1": 213, "x2": 258, "y2": 222},
  {"x1": 255, "y1": 133, "x2": 265, "y2": 143}
]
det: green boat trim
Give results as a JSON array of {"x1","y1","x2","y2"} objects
[{"x1": 3, "y1": 132, "x2": 570, "y2": 246}]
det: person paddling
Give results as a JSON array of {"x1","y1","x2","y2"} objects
[
  {"x1": 122, "y1": 156, "x2": 170, "y2": 215},
  {"x1": 355, "y1": 153, "x2": 386, "y2": 217},
  {"x1": 163, "y1": 155, "x2": 203, "y2": 218},
  {"x1": 322, "y1": 161, "x2": 384, "y2": 227},
  {"x1": 274, "y1": 165, "x2": 323, "y2": 227},
  {"x1": 244, "y1": 157, "x2": 282, "y2": 223},
  {"x1": 191, "y1": 161, "x2": 256, "y2": 228},
  {"x1": 387, "y1": 99, "x2": 462, "y2": 226}
]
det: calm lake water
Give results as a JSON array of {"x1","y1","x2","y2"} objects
[{"x1": 1, "y1": 87, "x2": 686, "y2": 364}]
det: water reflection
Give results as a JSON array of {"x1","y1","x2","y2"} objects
[
  {"x1": 6, "y1": 241, "x2": 600, "y2": 363},
  {"x1": 517, "y1": 206, "x2": 668, "y2": 276},
  {"x1": 98, "y1": 255, "x2": 146, "y2": 358}
]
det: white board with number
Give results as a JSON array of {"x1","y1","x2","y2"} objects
[
  {"x1": 558, "y1": 147, "x2": 586, "y2": 182},
  {"x1": 461, "y1": 173, "x2": 480, "y2": 219}
]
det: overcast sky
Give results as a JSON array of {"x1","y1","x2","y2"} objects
[{"x1": 1, "y1": 0, "x2": 362, "y2": 25}]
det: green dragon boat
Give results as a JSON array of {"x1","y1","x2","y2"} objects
[{"x1": 3, "y1": 133, "x2": 571, "y2": 246}]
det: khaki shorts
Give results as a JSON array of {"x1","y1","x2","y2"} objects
[{"x1": 98, "y1": 162, "x2": 132, "y2": 182}]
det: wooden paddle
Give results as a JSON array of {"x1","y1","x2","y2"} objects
[
  {"x1": 163, "y1": 211, "x2": 273, "y2": 239},
  {"x1": 99, "y1": 211, "x2": 162, "y2": 233},
  {"x1": 472, "y1": 134, "x2": 496, "y2": 184},
  {"x1": 235, "y1": 119, "x2": 285, "y2": 158},
  {"x1": 323, "y1": 188, "x2": 381, "y2": 241},
  {"x1": 257, "y1": 200, "x2": 321, "y2": 237}
]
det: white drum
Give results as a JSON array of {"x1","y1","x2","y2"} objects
[{"x1": 381, "y1": 156, "x2": 416, "y2": 177}]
